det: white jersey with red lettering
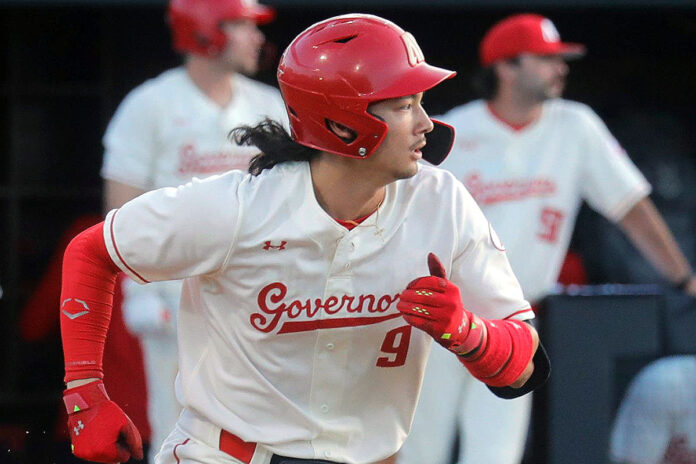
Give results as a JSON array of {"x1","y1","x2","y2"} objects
[
  {"x1": 611, "y1": 356, "x2": 696, "y2": 464},
  {"x1": 102, "y1": 161, "x2": 532, "y2": 463},
  {"x1": 101, "y1": 66, "x2": 289, "y2": 190},
  {"x1": 437, "y1": 98, "x2": 651, "y2": 303}
]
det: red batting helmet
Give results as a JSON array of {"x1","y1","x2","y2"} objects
[
  {"x1": 168, "y1": 0, "x2": 275, "y2": 57},
  {"x1": 277, "y1": 14, "x2": 456, "y2": 165}
]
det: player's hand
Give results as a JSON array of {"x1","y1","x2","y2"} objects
[
  {"x1": 397, "y1": 253, "x2": 484, "y2": 355},
  {"x1": 63, "y1": 380, "x2": 143, "y2": 463}
]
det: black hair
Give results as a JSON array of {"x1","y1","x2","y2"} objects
[
  {"x1": 471, "y1": 57, "x2": 521, "y2": 100},
  {"x1": 229, "y1": 119, "x2": 319, "y2": 176}
]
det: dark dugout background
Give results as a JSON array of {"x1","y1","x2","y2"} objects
[{"x1": 1, "y1": 2, "x2": 695, "y2": 463}]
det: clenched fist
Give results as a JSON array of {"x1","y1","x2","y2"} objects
[
  {"x1": 397, "y1": 253, "x2": 485, "y2": 356},
  {"x1": 63, "y1": 380, "x2": 143, "y2": 463}
]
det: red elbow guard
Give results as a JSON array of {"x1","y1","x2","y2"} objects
[
  {"x1": 459, "y1": 319, "x2": 534, "y2": 387},
  {"x1": 60, "y1": 222, "x2": 121, "y2": 382}
]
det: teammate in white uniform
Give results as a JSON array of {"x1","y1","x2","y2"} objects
[
  {"x1": 58, "y1": 14, "x2": 549, "y2": 464},
  {"x1": 611, "y1": 356, "x2": 696, "y2": 464},
  {"x1": 100, "y1": 0, "x2": 287, "y2": 459},
  {"x1": 400, "y1": 13, "x2": 696, "y2": 464}
]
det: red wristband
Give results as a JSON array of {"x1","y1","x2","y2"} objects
[{"x1": 460, "y1": 319, "x2": 534, "y2": 387}]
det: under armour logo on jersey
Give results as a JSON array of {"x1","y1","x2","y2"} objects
[
  {"x1": 401, "y1": 32, "x2": 425, "y2": 66},
  {"x1": 73, "y1": 420, "x2": 85, "y2": 436},
  {"x1": 263, "y1": 241, "x2": 287, "y2": 250},
  {"x1": 61, "y1": 298, "x2": 90, "y2": 319}
]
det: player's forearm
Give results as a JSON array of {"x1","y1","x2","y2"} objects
[
  {"x1": 60, "y1": 222, "x2": 121, "y2": 382},
  {"x1": 619, "y1": 197, "x2": 692, "y2": 285},
  {"x1": 456, "y1": 316, "x2": 539, "y2": 388}
]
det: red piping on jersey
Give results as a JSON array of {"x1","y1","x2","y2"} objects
[
  {"x1": 334, "y1": 210, "x2": 373, "y2": 230},
  {"x1": 278, "y1": 313, "x2": 402, "y2": 334},
  {"x1": 486, "y1": 102, "x2": 534, "y2": 132},
  {"x1": 504, "y1": 308, "x2": 534, "y2": 320},
  {"x1": 173, "y1": 438, "x2": 190, "y2": 464},
  {"x1": 109, "y1": 209, "x2": 150, "y2": 283}
]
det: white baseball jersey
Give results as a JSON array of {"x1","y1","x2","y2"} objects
[
  {"x1": 610, "y1": 356, "x2": 696, "y2": 464},
  {"x1": 102, "y1": 161, "x2": 533, "y2": 463},
  {"x1": 437, "y1": 99, "x2": 651, "y2": 303},
  {"x1": 101, "y1": 66, "x2": 289, "y2": 190}
]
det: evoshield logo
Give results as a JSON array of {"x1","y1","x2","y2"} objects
[{"x1": 61, "y1": 298, "x2": 90, "y2": 320}]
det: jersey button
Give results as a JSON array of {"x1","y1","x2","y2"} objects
[
  {"x1": 326, "y1": 343, "x2": 335, "y2": 350},
  {"x1": 320, "y1": 404, "x2": 329, "y2": 413},
  {"x1": 324, "y1": 451, "x2": 332, "y2": 458}
]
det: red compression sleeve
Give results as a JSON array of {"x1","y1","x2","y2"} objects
[
  {"x1": 459, "y1": 319, "x2": 534, "y2": 387},
  {"x1": 60, "y1": 222, "x2": 121, "y2": 382}
]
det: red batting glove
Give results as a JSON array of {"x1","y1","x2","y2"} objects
[
  {"x1": 63, "y1": 380, "x2": 143, "y2": 463},
  {"x1": 397, "y1": 253, "x2": 485, "y2": 355}
]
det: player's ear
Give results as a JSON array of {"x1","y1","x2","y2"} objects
[{"x1": 326, "y1": 120, "x2": 357, "y2": 143}]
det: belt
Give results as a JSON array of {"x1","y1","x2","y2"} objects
[
  {"x1": 219, "y1": 429, "x2": 336, "y2": 464},
  {"x1": 219, "y1": 429, "x2": 256, "y2": 463}
]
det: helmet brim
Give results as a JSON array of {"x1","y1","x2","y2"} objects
[
  {"x1": 241, "y1": 4, "x2": 276, "y2": 25},
  {"x1": 373, "y1": 64, "x2": 456, "y2": 101},
  {"x1": 534, "y1": 42, "x2": 586, "y2": 61}
]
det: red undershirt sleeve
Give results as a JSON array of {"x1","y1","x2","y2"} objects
[{"x1": 60, "y1": 221, "x2": 121, "y2": 382}]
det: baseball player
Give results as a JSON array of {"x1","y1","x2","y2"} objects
[
  {"x1": 58, "y1": 14, "x2": 550, "y2": 464},
  {"x1": 399, "y1": 13, "x2": 696, "y2": 464},
  {"x1": 611, "y1": 355, "x2": 696, "y2": 464},
  {"x1": 100, "y1": 0, "x2": 287, "y2": 459}
]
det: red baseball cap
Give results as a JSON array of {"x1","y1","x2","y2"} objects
[{"x1": 479, "y1": 13, "x2": 585, "y2": 67}]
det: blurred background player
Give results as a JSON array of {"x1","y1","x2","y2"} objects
[
  {"x1": 100, "y1": 0, "x2": 288, "y2": 460},
  {"x1": 610, "y1": 355, "x2": 696, "y2": 464},
  {"x1": 399, "y1": 13, "x2": 696, "y2": 464}
]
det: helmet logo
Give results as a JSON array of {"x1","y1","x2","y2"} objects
[{"x1": 401, "y1": 32, "x2": 424, "y2": 67}]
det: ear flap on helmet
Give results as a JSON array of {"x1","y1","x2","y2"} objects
[{"x1": 422, "y1": 119, "x2": 455, "y2": 166}]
